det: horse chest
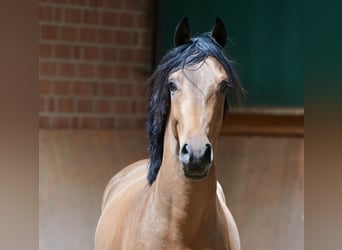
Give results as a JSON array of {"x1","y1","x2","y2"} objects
[{"x1": 131, "y1": 210, "x2": 231, "y2": 250}]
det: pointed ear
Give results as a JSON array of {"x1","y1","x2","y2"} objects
[
  {"x1": 211, "y1": 17, "x2": 227, "y2": 48},
  {"x1": 174, "y1": 17, "x2": 191, "y2": 47}
]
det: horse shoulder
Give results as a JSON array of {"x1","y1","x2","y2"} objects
[
  {"x1": 95, "y1": 159, "x2": 150, "y2": 249},
  {"x1": 101, "y1": 159, "x2": 149, "y2": 210},
  {"x1": 216, "y1": 181, "x2": 241, "y2": 250}
]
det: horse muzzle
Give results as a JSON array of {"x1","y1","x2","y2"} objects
[{"x1": 180, "y1": 142, "x2": 213, "y2": 180}]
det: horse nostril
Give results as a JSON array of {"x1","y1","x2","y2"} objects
[
  {"x1": 180, "y1": 143, "x2": 212, "y2": 167},
  {"x1": 180, "y1": 144, "x2": 192, "y2": 164},
  {"x1": 180, "y1": 142, "x2": 212, "y2": 179},
  {"x1": 181, "y1": 143, "x2": 190, "y2": 154},
  {"x1": 202, "y1": 143, "x2": 213, "y2": 163}
]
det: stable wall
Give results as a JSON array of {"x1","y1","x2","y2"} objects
[
  {"x1": 39, "y1": 130, "x2": 303, "y2": 250},
  {"x1": 39, "y1": 0, "x2": 154, "y2": 129}
]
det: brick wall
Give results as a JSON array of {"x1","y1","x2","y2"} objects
[{"x1": 39, "y1": 0, "x2": 154, "y2": 129}]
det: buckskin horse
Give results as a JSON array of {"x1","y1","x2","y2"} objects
[{"x1": 95, "y1": 17, "x2": 243, "y2": 249}]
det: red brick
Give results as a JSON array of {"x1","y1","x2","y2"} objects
[
  {"x1": 118, "y1": 83, "x2": 133, "y2": 96},
  {"x1": 40, "y1": 61, "x2": 57, "y2": 77},
  {"x1": 115, "y1": 117, "x2": 132, "y2": 128},
  {"x1": 140, "y1": 31, "x2": 152, "y2": 47},
  {"x1": 39, "y1": 80, "x2": 53, "y2": 95},
  {"x1": 101, "y1": 83, "x2": 116, "y2": 96},
  {"x1": 39, "y1": 43, "x2": 53, "y2": 58},
  {"x1": 55, "y1": 44, "x2": 71, "y2": 59},
  {"x1": 39, "y1": 5, "x2": 52, "y2": 21},
  {"x1": 78, "y1": 63, "x2": 95, "y2": 78},
  {"x1": 114, "y1": 31, "x2": 138, "y2": 46},
  {"x1": 113, "y1": 65, "x2": 131, "y2": 78},
  {"x1": 118, "y1": 49, "x2": 134, "y2": 62},
  {"x1": 73, "y1": 82, "x2": 88, "y2": 95},
  {"x1": 130, "y1": 66, "x2": 149, "y2": 81},
  {"x1": 69, "y1": 0, "x2": 86, "y2": 5},
  {"x1": 102, "y1": 11, "x2": 118, "y2": 26},
  {"x1": 101, "y1": 47, "x2": 118, "y2": 61},
  {"x1": 39, "y1": 98, "x2": 46, "y2": 112},
  {"x1": 60, "y1": 26, "x2": 78, "y2": 41},
  {"x1": 82, "y1": 9, "x2": 99, "y2": 25},
  {"x1": 95, "y1": 100, "x2": 111, "y2": 113},
  {"x1": 76, "y1": 99, "x2": 93, "y2": 112},
  {"x1": 49, "y1": 0, "x2": 67, "y2": 3},
  {"x1": 132, "y1": 100, "x2": 147, "y2": 114},
  {"x1": 38, "y1": 0, "x2": 154, "y2": 129},
  {"x1": 97, "y1": 29, "x2": 113, "y2": 43},
  {"x1": 135, "y1": 49, "x2": 150, "y2": 63},
  {"x1": 54, "y1": 81, "x2": 70, "y2": 95},
  {"x1": 134, "y1": 117, "x2": 147, "y2": 128},
  {"x1": 92, "y1": 82, "x2": 100, "y2": 95},
  {"x1": 83, "y1": 46, "x2": 99, "y2": 60},
  {"x1": 80, "y1": 28, "x2": 96, "y2": 42},
  {"x1": 41, "y1": 25, "x2": 58, "y2": 40},
  {"x1": 48, "y1": 98, "x2": 55, "y2": 112},
  {"x1": 39, "y1": 116, "x2": 50, "y2": 128},
  {"x1": 113, "y1": 100, "x2": 131, "y2": 114},
  {"x1": 54, "y1": 7, "x2": 63, "y2": 22},
  {"x1": 119, "y1": 12, "x2": 136, "y2": 27},
  {"x1": 124, "y1": 0, "x2": 148, "y2": 10},
  {"x1": 65, "y1": 8, "x2": 81, "y2": 23},
  {"x1": 80, "y1": 117, "x2": 97, "y2": 128},
  {"x1": 99, "y1": 117, "x2": 115, "y2": 129},
  {"x1": 72, "y1": 45, "x2": 81, "y2": 59},
  {"x1": 58, "y1": 62, "x2": 76, "y2": 77},
  {"x1": 103, "y1": 0, "x2": 123, "y2": 9},
  {"x1": 97, "y1": 64, "x2": 113, "y2": 79},
  {"x1": 51, "y1": 116, "x2": 70, "y2": 128},
  {"x1": 58, "y1": 98, "x2": 74, "y2": 112},
  {"x1": 71, "y1": 117, "x2": 79, "y2": 129},
  {"x1": 137, "y1": 14, "x2": 150, "y2": 29},
  {"x1": 134, "y1": 82, "x2": 148, "y2": 96},
  {"x1": 88, "y1": 0, "x2": 103, "y2": 7},
  {"x1": 73, "y1": 82, "x2": 98, "y2": 95}
]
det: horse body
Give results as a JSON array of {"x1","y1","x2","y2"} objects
[
  {"x1": 95, "y1": 18, "x2": 243, "y2": 250},
  {"x1": 95, "y1": 159, "x2": 240, "y2": 249}
]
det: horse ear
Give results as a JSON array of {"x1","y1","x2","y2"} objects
[
  {"x1": 211, "y1": 17, "x2": 227, "y2": 48},
  {"x1": 174, "y1": 17, "x2": 191, "y2": 47}
]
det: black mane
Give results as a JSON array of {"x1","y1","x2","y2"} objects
[{"x1": 146, "y1": 32, "x2": 243, "y2": 185}]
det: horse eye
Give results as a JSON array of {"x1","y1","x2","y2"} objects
[
  {"x1": 168, "y1": 81, "x2": 178, "y2": 93},
  {"x1": 220, "y1": 80, "x2": 229, "y2": 93}
]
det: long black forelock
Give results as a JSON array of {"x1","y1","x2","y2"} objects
[{"x1": 146, "y1": 32, "x2": 243, "y2": 185}]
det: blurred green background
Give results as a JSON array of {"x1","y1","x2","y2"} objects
[{"x1": 155, "y1": 0, "x2": 304, "y2": 107}]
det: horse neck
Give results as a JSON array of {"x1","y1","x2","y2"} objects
[{"x1": 150, "y1": 122, "x2": 218, "y2": 241}]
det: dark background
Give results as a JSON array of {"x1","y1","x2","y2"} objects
[{"x1": 156, "y1": 0, "x2": 304, "y2": 107}]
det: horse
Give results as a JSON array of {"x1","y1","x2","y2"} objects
[{"x1": 95, "y1": 17, "x2": 243, "y2": 250}]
